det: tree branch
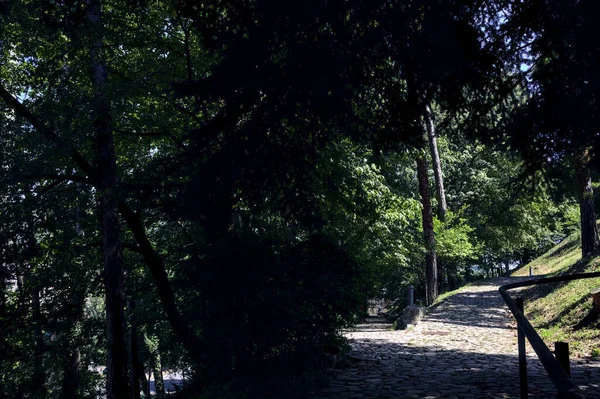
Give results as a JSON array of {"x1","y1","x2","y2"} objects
[
  {"x1": 0, "y1": 83, "x2": 96, "y2": 179},
  {"x1": 114, "y1": 128, "x2": 187, "y2": 150},
  {"x1": 25, "y1": 174, "x2": 92, "y2": 184},
  {"x1": 114, "y1": 129, "x2": 172, "y2": 137},
  {"x1": 0, "y1": 81, "x2": 204, "y2": 360}
]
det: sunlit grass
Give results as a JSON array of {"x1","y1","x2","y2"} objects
[
  {"x1": 511, "y1": 228, "x2": 600, "y2": 358},
  {"x1": 431, "y1": 282, "x2": 473, "y2": 307},
  {"x1": 512, "y1": 233, "x2": 581, "y2": 277}
]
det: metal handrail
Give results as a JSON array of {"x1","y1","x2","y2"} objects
[{"x1": 499, "y1": 272, "x2": 600, "y2": 399}]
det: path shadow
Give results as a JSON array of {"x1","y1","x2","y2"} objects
[
  {"x1": 311, "y1": 339, "x2": 600, "y2": 399},
  {"x1": 423, "y1": 284, "x2": 517, "y2": 329},
  {"x1": 531, "y1": 295, "x2": 589, "y2": 329},
  {"x1": 574, "y1": 310, "x2": 600, "y2": 330},
  {"x1": 547, "y1": 239, "x2": 579, "y2": 258}
]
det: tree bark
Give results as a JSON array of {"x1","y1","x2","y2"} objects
[
  {"x1": 62, "y1": 345, "x2": 82, "y2": 399},
  {"x1": 86, "y1": 0, "x2": 128, "y2": 397},
  {"x1": 118, "y1": 204, "x2": 205, "y2": 361},
  {"x1": 151, "y1": 349, "x2": 165, "y2": 398},
  {"x1": 425, "y1": 103, "x2": 447, "y2": 222},
  {"x1": 574, "y1": 146, "x2": 600, "y2": 257},
  {"x1": 425, "y1": 104, "x2": 447, "y2": 293},
  {"x1": 62, "y1": 182, "x2": 87, "y2": 399},
  {"x1": 32, "y1": 288, "x2": 46, "y2": 399},
  {"x1": 0, "y1": 273, "x2": 5, "y2": 357},
  {"x1": 139, "y1": 360, "x2": 150, "y2": 399},
  {"x1": 128, "y1": 298, "x2": 141, "y2": 399},
  {"x1": 417, "y1": 154, "x2": 438, "y2": 306},
  {"x1": 61, "y1": 295, "x2": 84, "y2": 399},
  {"x1": 447, "y1": 263, "x2": 457, "y2": 291}
]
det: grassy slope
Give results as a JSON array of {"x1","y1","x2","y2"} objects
[{"x1": 512, "y1": 231, "x2": 600, "y2": 358}]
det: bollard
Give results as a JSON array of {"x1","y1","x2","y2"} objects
[
  {"x1": 529, "y1": 266, "x2": 532, "y2": 276},
  {"x1": 592, "y1": 288, "x2": 600, "y2": 313},
  {"x1": 555, "y1": 342, "x2": 571, "y2": 376},
  {"x1": 407, "y1": 285, "x2": 414, "y2": 306}
]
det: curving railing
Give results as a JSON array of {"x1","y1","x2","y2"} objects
[{"x1": 499, "y1": 272, "x2": 600, "y2": 399}]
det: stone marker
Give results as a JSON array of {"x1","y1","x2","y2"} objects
[{"x1": 396, "y1": 305, "x2": 424, "y2": 330}]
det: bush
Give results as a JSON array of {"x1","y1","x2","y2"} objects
[{"x1": 189, "y1": 232, "x2": 369, "y2": 386}]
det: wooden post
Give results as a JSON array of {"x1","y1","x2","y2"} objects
[
  {"x1": 555, "y1": 342, "x2": 571, "y2": 376},
  {"x1": 591, "y1": 288, "x2": 600, "y2": 313},
  {"x1": 516, "y1": 297, "x2": 528, "y2": 399}
]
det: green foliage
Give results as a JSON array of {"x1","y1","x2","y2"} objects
[
  {"x1": 434, "y1": 210, "x2": 481, "y2": 263},
  {"x1": 1, "y1": 0, "x2": 595, "y2": 397}
]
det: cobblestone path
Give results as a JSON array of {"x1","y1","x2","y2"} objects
[{"x1": 312, "y1": 277, "x2": 600, "y2": 399}]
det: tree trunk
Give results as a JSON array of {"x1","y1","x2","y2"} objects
[
  {"x1": 128, "y1": 298, "x2": 141, "y2": 399},
  {"x1": 0, "y1": 83, "x2": 206, "y2": 364},
  {"x1": 151, "y1": 351, "x2": 165, "y2": 398},
  {"x1": 61, "y1": 296, "x2": 84, "y2": 399},
  {"x1": 62, "y1": 183, "x2": 87, "y2": 399},
  {"x1": 574, "y1": 146, "x2": 600, "y2": 257},
  {"x1": 0, "y1": 273, "x2": 5, "y2": 357},
  {"x1": 437, "y1": 258, "x2": 445, "y2": 294},
  {"x1": 32, "y1": 288, "x2": 46, "y2": 399},
  {"x1": 424, "y1": 104, "x2": 447, "y2": 291},
  {"x1": 86, "y1": 0, "x2": 128, "y2": 397},
  {"x1": 425, "y1": 103, "x2": 447, "y2": 222},
  {"x1": 62, "y1": 348, "x2": 82, "y2": 399},
  {"x1": 119, "y1": 204, "x2": 205, "y2": 361},
  {"x1": 417, "y1": 154, "x2": 438, "y2": 306},
  {"x1": 147, "y1": 368, "x2": 152, "y2": 398},
  {"x1": 447, "y1": 263, "x2": 457, "y2": 291},
  {"x1": 521, "y1": 248, "x2": 532, "y2": 267},
  {"x1": 139, "y1": 360, "x2": 150, "y2": 399}
]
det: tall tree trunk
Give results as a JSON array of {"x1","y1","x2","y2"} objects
[
  {"x1": 417, "y1": 154, "x2": 438, "y2": 306},
  {"x1": 86, "y1": 0, "x2": 128, "y2": 397},
  {"x1": 151, "y1": 350, "x2": 165, "y2": 398},
  {"x1": 574, "y1": 146, "x2": 600, "y2": 257},
  {"x1": 425, "y1": 103, "x2": 447, "y2": 222},
  {"x1": 62, "y1": 346, "x2": 82, "y2": 399},
  {"x1": 0, "y1": 273, "x2": 5, "y2": 358},
  {"x1": 128, "y1": 298, "x2": 141, "y2": 399},
  {"x1": 61, "y1": 296, "x2": 84, "y2": 399},
  {"x1": 119, "y1": 204, "x2": 206, "y2": 361},
  {"x1": 447, "y1": 264, "x2": 457, "y2": 291},
  {"x1": 32, "y1": 287, "x2": 46, "y2": 399},
  {"x1": 425, "y1": 104, "x2": 447, "y2": 292},
  {"x1": 138, "y1": 360, "x2": 150, "y2": 399},
  {"x1": 62, "y1": 182, "x2": 87, "y2": 399}
]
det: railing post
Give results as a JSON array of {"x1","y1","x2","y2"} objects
[
  {"x1": 516, "y1": 297, "x2": 528, "y2": 399},
  {"x1": 555, "y1": 342, "x2": 571, "y2": 377}
]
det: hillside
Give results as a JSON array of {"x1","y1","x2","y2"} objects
[{"x1": 511, "y1": 231, "x2": 600, "y2": 358}]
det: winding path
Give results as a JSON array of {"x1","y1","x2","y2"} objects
[{"x1": 312, "y1": 277, "x2": 600, "y2": 399}]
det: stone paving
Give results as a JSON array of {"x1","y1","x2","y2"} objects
[{"x1": 312, "y1": 277, "x2": 600, "y2": 399}]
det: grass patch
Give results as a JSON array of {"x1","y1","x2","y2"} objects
[
  {"x1": 511, "y1": 228, "x2": 600, "y2": 358},
  {"x1": 512, "y1": 233, "x2": 581, "y2": 277},
  {"x1": 431, "y1": 282, "x2": 473, "y2": 307}
]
